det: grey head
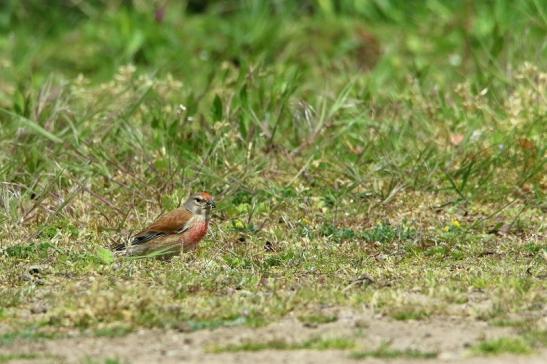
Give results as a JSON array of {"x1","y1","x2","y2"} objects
[{"x1": 183, "y1": 192, "x2": 216, "y2": 218}]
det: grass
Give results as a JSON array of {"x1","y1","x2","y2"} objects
[
  {"x1": 0, "y1": 327, "x2": 59, "y2": 346},
  {"x1": 211, "y1": 338, "x2": 439, "y2": 360},
  {"x1": 471, "y1": 337, "x2": 533, "y2": 356},
  {"x1": 0, "y1": 0, "x2": 545, "y2": 359},
  {"x1": 389, "y1": 308, "x2": 431, "y2": 321},
  {"x1": 209, "y1": 336, "x2": 356, "y2": 353},
  {"x1": 94, "y1": 325, "x2": 133, "y2": 338},
  {"x1": 297, "y1": 313, "x2": 338, "y2": 326},
  {"x1": 82, "y1": 358, "x2": 124, "y2": 364},
  {"x1": 0, "y1": 353, "x2": 63, "y2": 363},
  {"x1": 0, "y1": 353, "x2": 40, "y2": 363},
  {"x1": 351, "y1": 343, "x2": 438, "y2": 360},
  {"x1": 470, "y1": 330, "x2": 547, "y2": 356}
]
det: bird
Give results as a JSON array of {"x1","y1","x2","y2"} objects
[{"x1": 116, "y1": 192, "x2": 215, "y2": 257}]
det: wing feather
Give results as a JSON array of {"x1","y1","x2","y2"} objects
[{"x1": 130, "y1": 208, "x2": 192, "y2": 246}]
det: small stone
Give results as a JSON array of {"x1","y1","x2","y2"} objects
[
  {"x1": 264, "y1": 241, "x2": 274, "y2": 252},
  {"x1": 438, "y1": 351, "x2": 458, "y2": 360},
  {"x1": 21, "y1": 272, "x2": 33, "y2": 281},
  {"x1": 28, "y1": 266, "x2": 42, "y2": 275},
  {"x1": 174, "y1": 322, "x2": 192, "y2": 332},
  {"x1": 354, "y1": 319, "x2": 369, "y2": 328},
  {"x1": 28, "y1": 264, "x2": 50, "y2": 275},
  {"x1": 30, "y1": 303, "x2": 48, "y2": 314},
  {"x1": 165, "y1": 306, "x2": 181, "y2": 316},
  {"x1": 375, "y1": 253, "x2": 388, "y2": 261}
]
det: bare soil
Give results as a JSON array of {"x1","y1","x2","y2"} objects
[{"x1": 1, "y1": 308, "x2": 545, "y2": 364}]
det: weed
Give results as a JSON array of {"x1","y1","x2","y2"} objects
[
  {"x1": 389, "y1": 308, "x2": 431, "y2": 321},
  {"x1": 471, "y1": 337, "x2": 533, "y2": 355},
  {"x1": 351, "y1": 343, "x2": 437, "y2": 359},
  {"x1": 94, "y1": 326, "x2": 133, "y2": 338},
  {"x1": 0, "y1": 328, "x2": 58, "y2": 346},
  {"x1": 4, "y1": 242, "x2": 56, "y2": 260},
  {"x1": 210, "y1": 336, "x2": 355, "y2": 353},
  {"x1": 0, "y1": 353, "x2": 40, "y2": 363},
  {"x1": 297, "y1": 314, "x2": 338, "y2": 326}
]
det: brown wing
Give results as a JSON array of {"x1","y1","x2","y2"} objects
[{"x1": 131, "y1": 208, "x2": 192, "y2": 245}]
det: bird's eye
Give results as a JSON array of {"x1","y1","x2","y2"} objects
[{"x1": 195, "y1": 197, "x2": 204, "y2": 203}]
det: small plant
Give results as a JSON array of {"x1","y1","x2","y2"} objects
[
  {"x1": 0, "y1": 328, "x2": 58, "y2": 346},
  {"x1": 471, "y1": 337, "x2": 533, "y2": 355},
  {"x1": 297, "y1": 313, "x2": 338, "y2": 326},
  {"x1": 362, "y1": 223, "x2": 415, "y2": 244},
  {"x1": 0, "y1": 353, "x2": 40, "y2": 363},
  {"x1": 5, "y1": 242, "x2": 55, "y2": 259},
  {"x1": 210, "y1": 336, "x2": 355, "y2": 353},
  {"x1": 319, "y1": 223, "x2": 415, "y2": 243},
  {"x1": 94, "y1": 325, "x2": 132, "y2": 338},
  {"x1": 389, "y1": 308, "x2": 430, "y2": 321},
  {"x1": 320, "y1": 224, "x2": 357, "y2": 242},
  {"x1": 351, "y1": 343, "x2": 437, "y2": 359},
  {"x1": 38, "y1": 219, "x2": 79, "y2": 239}
]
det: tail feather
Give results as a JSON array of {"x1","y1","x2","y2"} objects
[
  {"x1": 113, "y1": 234, "x2": 182, "y2": 258},
  {"x1": 113, "y1": 237, "x2": 133, "y2": 256}
]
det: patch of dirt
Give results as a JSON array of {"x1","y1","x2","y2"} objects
[{"x1": 1, "y1": 309, "x2": 545, "y2": 364}]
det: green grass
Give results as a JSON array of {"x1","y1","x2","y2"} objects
[
  {"x1": 0, "y1": 327, "x2": 59, "y2": 346},
  {"x1": 0, "y1": 0, "x2": 545, "y2": 356},
  {"x1": 82, "y1": 358, "x2": 124, "y2": 364},
  {"x1": 0, "y1": 353, "x2": 40, "y2": 363},
  {"x1": 94, "y1": 325, "x2": 133, "y2": 338},
  {"x1": 471, "y1": 337, "x2": 533, "y2": 356},
  {"x1": 297, "y1": 313, "x2": 338, "y2": 326},
  {"x1": 351, "y1": 344, "x2": 438, "y2": 359},
  {"x1": 0, "y1": 353, "x2": 62, "y2": 363},
  {"x1": 210, "y1": 336, "x2": 356, "y2": 353},
  {"x1": 470, "y1": 330, "x2": 547, "y2": 356},
  {"x1": 389, "y1": 308, "x2": 431, "y2": 321}
]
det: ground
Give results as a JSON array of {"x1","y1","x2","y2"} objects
[
  {"x1": 1, "y1": 311, "x2": 546, "y2": 363},
  {"x1": 0, "y1": 1, "x2": 545, "y2": 363}
]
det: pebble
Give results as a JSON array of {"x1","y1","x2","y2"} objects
[{"x1": 30, "y1": 303, "x2": 48, "y2": 314}]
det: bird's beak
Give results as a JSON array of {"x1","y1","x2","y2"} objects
[{"x1": 207, "y1": 200, "x2": 216, "y2": 208}]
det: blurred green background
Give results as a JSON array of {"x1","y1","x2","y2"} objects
[
  {"x1": 2, "y1": 0, "x2": 545, "y2": 92},
  {"x1": 0, "y1": 0, "x2": 544, "y2": 213}
]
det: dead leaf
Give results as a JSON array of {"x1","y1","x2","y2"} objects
[
  {"x1": 449, "y1": 134, "x2": 464, "y2": 146},
  {"x1": 518, "y1": 138, "x2": 536, "y2": 151}
]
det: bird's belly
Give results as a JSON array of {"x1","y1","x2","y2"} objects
[{"x1": 182, "y1": 221, "x2": 208, "y2": 246}]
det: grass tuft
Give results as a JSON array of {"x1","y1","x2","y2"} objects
[
  {"x1": 210, "y1": 337, "x2": 356, "y2": 353},
  {"x1": 350, "y1": 343, "x2": 437, "y2": 359},
  {"x1": 471, "y1": 337, "x2": 533, "y2": 356}
]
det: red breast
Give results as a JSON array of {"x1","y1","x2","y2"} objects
[{"x1": 183, "y1": 220, "x2": 209, "y2": 246}]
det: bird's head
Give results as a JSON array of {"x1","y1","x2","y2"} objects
[{"x1": 184, "y1": 192, "x2": 216, "y2": 218}]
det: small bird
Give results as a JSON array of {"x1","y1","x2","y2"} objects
[{"x1": 116, "y1": 192, "x2": 215, "y2": 257}]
